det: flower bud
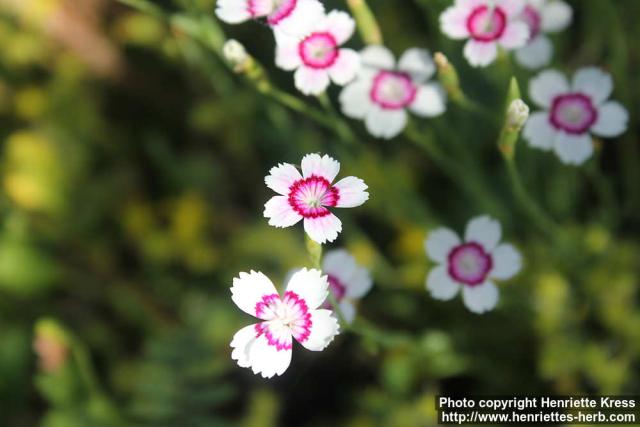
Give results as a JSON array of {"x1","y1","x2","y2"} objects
[
  {"x1": 506, "y1": 99, "x2": 530, "y2": 131},
  {"x1": 223, "y1": 39, "x2": 250, "y2": 73}
]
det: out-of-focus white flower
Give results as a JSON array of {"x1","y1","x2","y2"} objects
[
  {"x1": 425, "y1": 216, "x2": 522, "y2": 314},
  {"x1": 230, "y1": 269, "x2": 339, "y2": 378},
  {"x1": 523, "y1": 67, "x2": 629, "y2": 165},
  {"x1": 440, "y1": 0, "x2": 530, "y2": 67},
  {"x1": 275, "y1": 10, "x2": 360, "y2": 95},
  {"x1": 507, "y1": 98, "x2": 530, "y2": 130},
  {"x1": 339, "y1": 46, "x2": 447, "y2": 139}
]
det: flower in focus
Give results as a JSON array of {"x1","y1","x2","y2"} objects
[
  {"x1": 440, "y1": 0, "x2": 530, "y2": 67},
  {"x1": 216, "y1": 0, "x2": 324, "y2": 37},
  {"x1": 264, "y1": 153, "x2": 369, "y2": 244},
  {"x1": 230, "y1": 269, "x2": 339, "y2": 378},
  {"x1": 514, "y1": 0, "x2": 572, "y2": 69},
  {"x1": 523, "y1": 67, "x2": 629, "y2": 165},
  {"x1": 339, "y1": 46, "x2": 447, "y2": 139},
  {"x1": 275, "y1": 10, "x2": 360, "y2": 96},
  {"x1": 320, "y1": 249, "x2": 372, "y2": 323},
  {"x1": 425, "y1": 216, "x2": 522, "y2": 314}
]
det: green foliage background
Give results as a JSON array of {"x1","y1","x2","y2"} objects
[{"x1": 0, "y1": 0, "x2": 638, "y2": 426}]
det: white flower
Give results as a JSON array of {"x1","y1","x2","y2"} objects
[
  {"x1": 216, "y1": 0, "x2": 324, "y2": 37},
  {"x1": 523, "y1": 67, "x2": 629, "y2": 165},
  {"x1": 230, "y1": 268, "x2": 340, "y2": 378},
  {"x1": 339, "y1": 46, "x2": 447, "y2": 139},
  {"x1": 514, "y1": 0, "x2": 572, "y2": 69},
  {"x1": 263, "y1": 153, "x2": 369, "y2": 244},
  {"x1": 275, "y1": 10, "x2": 360, "y2": 96},
  {"x1": 320, "y1": 249, "x2": 373, "y2": 323},
  {"x1": 425, "y1": 216, "x2": 522, "y2": 314},
  {"x1": 440, "y1": 0, "x2": 530, "y2": 67}
]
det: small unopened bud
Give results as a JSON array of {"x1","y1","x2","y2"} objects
[
  {"x1": 34, "y1": 319, "x2": 70, "y2": 373},
  {"x1": 223, "y1": 39, "x2": 250, "y2": 73},
  {"x1": 434, "y1": 52, "x2": 463, "y2": 102},
  {"x1": 506, "y1": 99, "x2": 530, "y2": 131}
]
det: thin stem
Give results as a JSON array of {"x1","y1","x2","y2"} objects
[{"x1": 346, "y1": 0, "x2": 383, "y2": 45}]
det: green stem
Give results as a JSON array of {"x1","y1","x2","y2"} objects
[{"x1": 346, "y1": 0, "x2": 383, "y2": 45}]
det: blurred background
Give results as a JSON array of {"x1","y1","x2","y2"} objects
[{"x1": 0, "y1": 0, "x2": 638, "y2": 426}]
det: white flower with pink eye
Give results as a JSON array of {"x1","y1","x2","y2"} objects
[
  {"x1": 230, "y1": 268, "x2": 339, "y2": 378},
  {"x1": 275, "y1": 10, "x2": 360, "y2": 96},
  {"x1": 264, "y1": 153, "x2": 369, "y2": 244},
  {"x1": 339, "y1": 46, "x2": 447, "y2": 139},
  {"x1": 321, "y1": 249, "x2": 372, "y2": 323},
  {"x1": 216, "y1": 0, "x2": 324, "y2": 37},
  {"x1": 425, "y1": 216, "x2": 522, "y2": 314},
  {"x1": 523, "y1": 67, "x2": 629, "y2": 165},
  {"x1": 514, "y1": 0, "x2": 572, "y2": 69},
  {"x1": 440, "y1": 0, "x2": 530, "y2": 67}
]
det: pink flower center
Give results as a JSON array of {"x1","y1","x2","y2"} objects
[
  {"x1": 254, "y1": 291, "x2": 312, "y2": 350},
  {"x1": 549, "y1": 93, "x2": 598, "y2": 135},
  {"x1": 466, "y1": 5, "x2": 507, "y2": 42},
  {"x1": 370, "y1": 71, "x2": 417, "y2": 110},
  {"x1": 522, "y1": 5, "x2": 542, "y2": 40},
  {"x1": 321, "y1": 274, "x2": 347, "y2": 309},
  {"x1": 288, "y1": 175, "x2": 340, "y2": 219},
  {"x1": 448, "y1": 242, "x2": 493, "y2": 286},
  {"x1": 298, "y1": 32, "x2": 339, "y2": 69},
  {"x1": 267, "y1": 0, "x2": 297, "y2": 26}
]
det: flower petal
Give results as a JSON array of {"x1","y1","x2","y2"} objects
[
  {"x1": 498, "y1": 22, "x2": 530, "y2": 49},
  {"x1": 592, "y1": 101, "x2": 629, "y2": 138},
  {"x1": 464, "y1": 215, "x2": 501, "y2": 251},
  {"x1": 553, "y1": 132, "x2": 593, "y2": 165},
  {"x1": 265, "y1": 162, "x2": 303, "y2": 195},
  {"x1": 529, "y1": 69, "x2": 569, "y2": 108},
  {"x1": 541, "y1": 0, "x2": 573, "y2": 33},
  {"x1": 365, "y1": 106, "x2": 407, "y2": 139},
  {"x1": 248, "y1": 328, "x2": 292, "y2": 378},
  {"x1": 360, "y1": 45, "x2": 395, "y2": 70},
  {"x1": 264, "y1": 195, "x2": 303, "y2": 228},
  {"x1": 322, "y1": 249, "x2": 357, "y2": 283},
  {"x1": 515, "y1": 35, "x2": 553, "y2": 70},
  {"x1": 272, "y1": 0, "x2": 325, "y2": 38},
  {"x1": 410, "y1": 83, "x2": 447, "y2": 117},
  {"x1": 572, "y1": 67, "x2": 612, "y2": 105},
  {"x1": 398, "y1": 48, "x2": 436, "y2": 83},
  {"x1": 426, "y1": 265, "x2": 461, "y2": 301},
  {"x1": 344, "y1": 266, "x2": 373, "y2": 299},
  {"x1": 231, "y1": 271, "x2": 279, "y2": 318},
  {"x1": 230, "y1": 324, "x2": 259, "y2": 368},
  {"x1": 294, "y1": 67, "x2": 330, "y2": 96},
  {"x1": 425, "y1": 227, "x2": 461, "y2": 263},
  {"x1": 333, "y1": 176, "x2": 369, "y2": 208},
  {"x1": 285, "y1": 267, "x2": 329, "y2": 310},
  {"x1": 490, "y1": 244, "x2": 522, "y2": 280},
  {"x1": 338, "y1": 301, "x2": 356, "y2": 324},
  {"x1": 462, "y1": 281, "x2": 499, "y2": 314},
  {"x1": 322, "y1": 10, "x2": 355, "y2": 44},
  {"x1": 275, "y1": 33, "x2": 302, "y2": 71},
  {"x1": 215, "y1": 0, "x2": 253, "y2": 24},
  {"x1": 303, "y1": 213, "x2": 343, "y2": 244},
  {"x1": 301, "y1": 153, "x2": 340, "y2": 182},
  {"x1": 497, "y1": 0, "x2": 526, "y2": 17},
  {"x1": 329, "y1": 49, "x2": 361, "y2": 85},
  {"x1": 297, "y1": 309, "x2": 340, "y2": 351},
  {"x1": 523, "y1": 111, "x2": 556, "y2": 151},
  {"x1": 463, "y1": 40, "x2": 498, "y2": 67},
  {"x1": 440, "y1": 5, "x2": 471, "y2": 40},
  {"x1": 339, "y1": 80, "x2": 372, "y2": 119}
]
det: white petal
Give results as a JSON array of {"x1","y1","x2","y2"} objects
[
  {"x1": 365, "y1": 106, "x2": 407, "y2": 139},
  {"x1": 398, "y1": 48, "x2": 436, "y2": 83},
  {"x1": 553, "y1": 132, "x2": 593, "y2": 165},
  {"x1": 275, "y1": 34, "x2": 302, "y2": 71},
  {"x1": 464, "y1": 215, "x2": 502, "y2": 251},
  {"x1": 303, "y1": 213, "x2": 343, "y2": 244},
  {"x1": 294, "y1": 66, "x2": 330, "y2": 96},
  {"x1": 463, "y1": 40, "x2": 498, "y2": 67},
  {"x1": 322, "y1": 10, "x2": 355, "y2": 44},
  {"x1": 344, "y1": 266, "x2": 373, "y2": 299},
  {"x1": 499, "y1": 22, "x2": 530, "y2": 50},
  {"x1": 426, "y1": 265, "x2": 461, "y2": 301},
  {"x1": 497, "y1": 0, "x2": 527, "y2": 17},
  {"x1": 264, "y1": 195, "x2": 303, "y2": 228},
  {"x1": 515, "y1": 35, "x2": 553, "y2": 70},
  {"x1": 300, "y1": 153, "x2": 340, "y2": 182},
  {"x1": 339, "y1": 80, "x2": 373, "y2": 119},
  {"x1": 329, "y1": 49, "x2": 361, "y2": 85},
  {"x1": 462, "y1": 281, "x2": 499, "y2": 314},
  {"x1": 297, "y1": 309, "x2": 340, "y2": 351},
  {"x1": 215, "y1": 0, "x2": 252, "y2": 24},
  {"x1": 592, "y1": 101, "x2": 629, "y2": 138},
  {"x1": 230, "y1": 324, "x2": 258, "y2": 368},
  {"x1": 523, "y1": 111, "x2": 556, "y2": 151},
  {"x1": 529, "y1": 69, "x2": 569, "y2": 108},
  {"x1": 360, "y1": 45, "x2": 395, "y2": 70},
  {"x1": 265, "y1": 162, "x2": 303, "y2": 195},
  {"x1": 322, "y1": 249, "x2": 358, "y2": 284},
  {"x1": 272, "y1": 0, "x2": 325, "y2": 38},
  {"x1": 248, "y1": 329, "x2": 292, "y2": 378},
  {"x1": 285, "y1": 267, "x2": 329, "y2": 310},
  {"x1": 490, "y1": 244, "x2": 522, "y2": 280},
  {"x1": 338, "y1": 301, "x2": 356, "y2": 324},
  {"x1": 541, "y1": 0, "x2": 573, "y2": 33},
  {"x1": 333, "y1": 176, "x2": 369, "y2": 208},
  {"x1": 439, "y1": 6, "x2": 471, "y2": 39},
  {"x1": 425, "y1": 227, "x2": 461, "y2": 263},
  {"x1": 409, "y1": 83, "x2": 447, "y2": 117},
  {"x1": 572, "y1": 67, "x2": 612, "y2": 105},
  {"x1": 231, "y1": 271, "x2": 279, "y2": 318}
]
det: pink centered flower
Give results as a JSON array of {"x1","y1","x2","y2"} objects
[
  {"x1": 339, "y1": 46, "x2": 447, "y2": 139},
  {"x1": 264, "y1": 153, "x2": 369, "y2": 244},
  {"x1": 523, "y1": 68, "x2": 629, "y2": 165},
  {"x1": 275, "y1": 10, "x2": 360, "y2": 95},
  {"x1": 425, "y1": 216, "x2": 522, "y2": 314},
  {"x1": 230, "y1": 268, "x2": 339, "y2": 378},
  {"x1": 440, "y1": 0, "x2": 530, "y2": 67},
  {"x1": 514, "y1": 0, "x2": 573, "y2": 69}
]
